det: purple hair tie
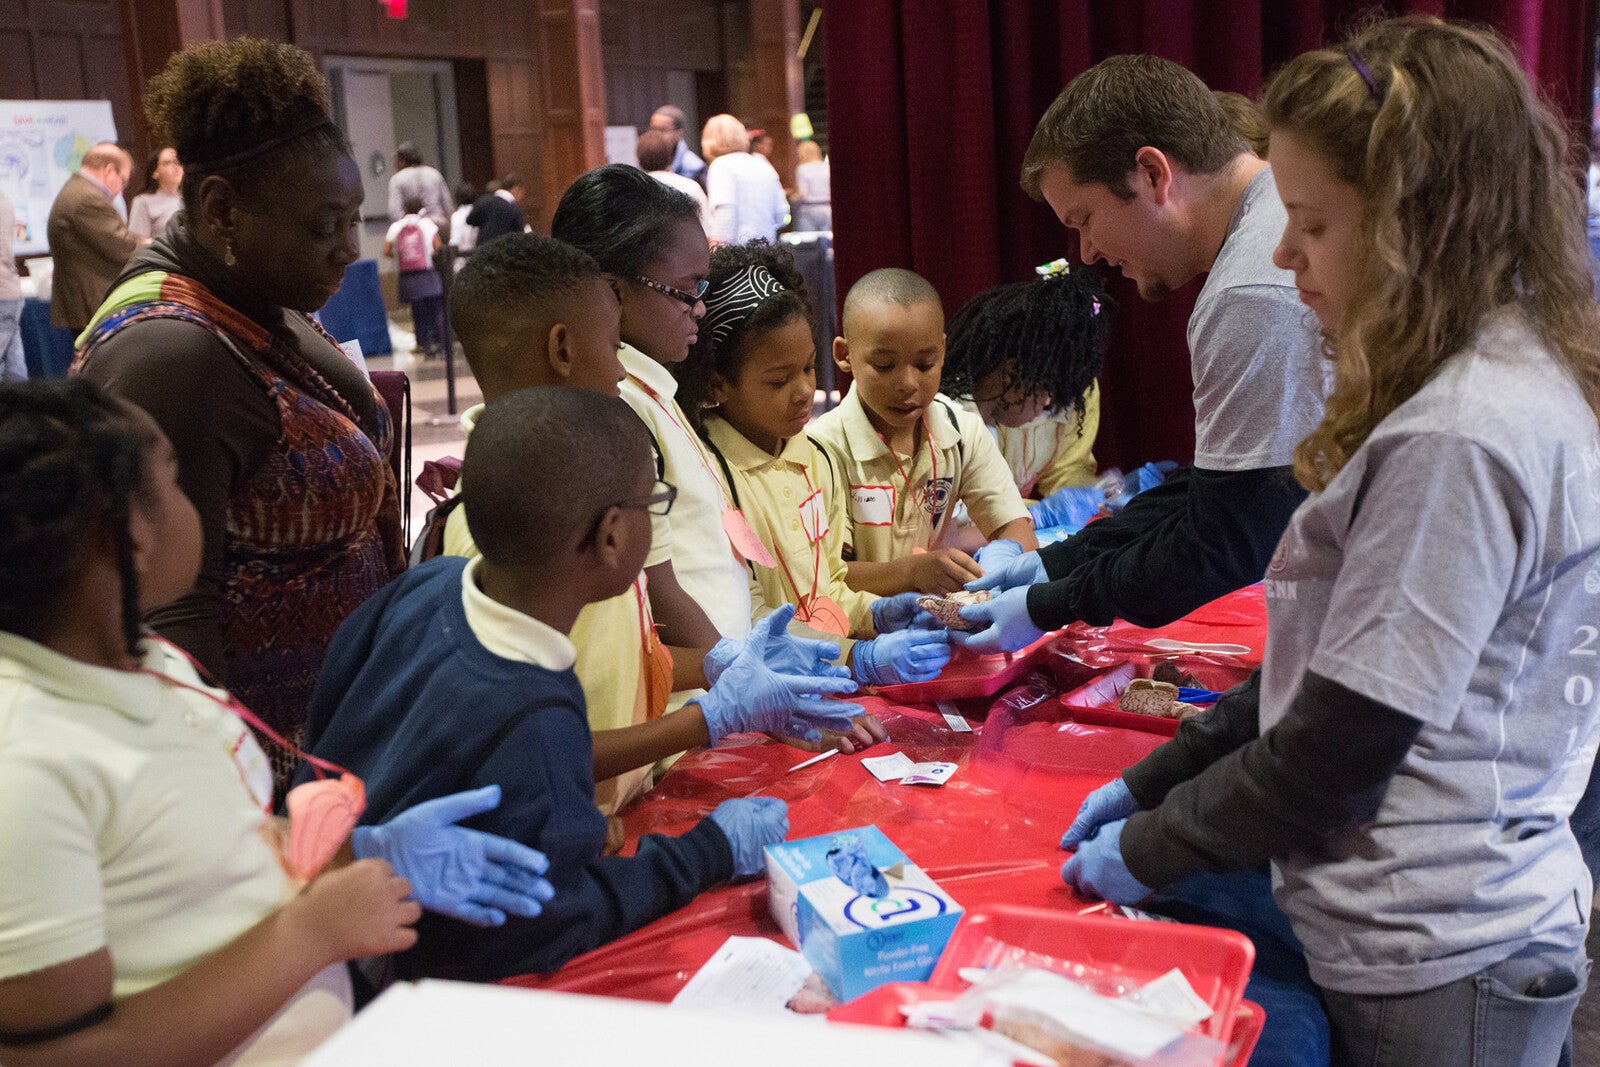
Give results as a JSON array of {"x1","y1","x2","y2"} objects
[{"x1": 1347, "y1": 49, "x2": 1385, "y2": 104}]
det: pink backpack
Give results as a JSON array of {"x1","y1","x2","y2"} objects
[{"x1": 396, "y1": 219, "x2": 430, "y2": 272}]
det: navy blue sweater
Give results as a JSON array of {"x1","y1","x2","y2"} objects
[{"x1": 299, "y1": 557, "x2": 734, "y2": 981}]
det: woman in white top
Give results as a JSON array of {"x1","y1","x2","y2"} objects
[
  {"x1": 700, "y1": 114, "x2": 788, "y2": 246},
  {"x1": 127, "y1": 146, "x2": 183, "y2": 239},
  {"x1": 790, "y1": 140, "x2": 832, "y2": 232}
]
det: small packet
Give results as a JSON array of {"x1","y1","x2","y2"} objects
[{"x1": 900, "y1": 761, "x2": 958, "y2": 787}]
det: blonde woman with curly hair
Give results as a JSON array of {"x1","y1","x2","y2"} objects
[
  {"x1": 700, "y1": 113, "x2": 787, "y2": 246},
  {"x1": 1061, "y1": 18, "x2": 1600, "y2": 1064}
]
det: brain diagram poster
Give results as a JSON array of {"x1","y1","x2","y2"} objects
[{"x1": 0, "y1": 100, "x2": 119, "y2": 257}]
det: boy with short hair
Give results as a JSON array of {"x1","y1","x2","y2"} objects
[
  {"x1": 442, "y1": 234, "x2": 858, "y2": 814},
  {"x1": 301, "y1": 387, "x2": 791, "y2": 981},
  {"x1": 809, "y1": 268, "x2": 1038, "y2": 597}
]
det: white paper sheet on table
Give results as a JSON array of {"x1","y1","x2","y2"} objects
[{"x1": 671, "y1": 936, "x2": 814, "y2": 1016}]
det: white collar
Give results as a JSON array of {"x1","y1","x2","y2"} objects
[
  {"x1": 494, "y1": 188, "x2": 516, "y2": 203},
  {"x1": 620, "y1": 342, "x2": 679, "y2": 399},
  {"x1": 459, "y1": 557, "x2": 577, "y2": 670}
]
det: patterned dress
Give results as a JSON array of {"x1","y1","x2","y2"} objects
[{"x1": 74, "y1": 270, "x2": 405, "y2": 791}]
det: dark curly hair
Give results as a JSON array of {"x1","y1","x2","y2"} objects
[
  {"x1": 0, "y1": 380, "x2": 157, "y2": 657},
  {"x1": 673, "y1": 240, "x2": 810, "y2": 430},
  {"x1": 941, "y1": 268, "x2": 1111, "y2": 429},
  {"x1": 143, "y1": 38, "x2": 348, "y2": 216}
]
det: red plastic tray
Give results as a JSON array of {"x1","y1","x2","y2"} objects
[
  {"x1": 928, "y1": 904, "x2": 1255, "y2": 1046},
  {"x1": 1225, "y1": 1000, "x2": 1266, "y2": 1067},
  {"x1": 829, "y1": 978, "x2": 1263, "y2": 1065},
  {"x1": 1058, "y1": 662, "x2": 1181, "y2": 737},
  {"x1": 872, "y1": 629, "x2": 1057, "y2": 702}
]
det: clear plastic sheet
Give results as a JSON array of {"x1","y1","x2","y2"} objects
[
  {"x1": 504, "y1": 691, "x2": 1165, "y2": 999},
  {"x1": 504, "y1": 586, "x2": 1271, "y2": 1008}
]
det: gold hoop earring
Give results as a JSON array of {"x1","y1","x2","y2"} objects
[{"x1": 223, "y1": 240, "x2": 237, "y2": 268}]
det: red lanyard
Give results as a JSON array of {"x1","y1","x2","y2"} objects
[
  {"x1": 138, "y1": 636, "x2": 352, "y2": 781},
  {"x1": 878, "y1": 418, "x2": 937, "y2": 532},
  {"x1": 773, "y1": 468, "x2": 824, "y2": 609},
  {"x1": 628, "y1": 374, "x2": 736, "y2": 511}
]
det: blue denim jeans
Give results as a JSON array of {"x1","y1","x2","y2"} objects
[
  {"x1": 1322, "y1": 941, "x2": 1588, "y2": 1067},
  {"x1": 0, "y1": 297, "x2": 26, "y2": 382},
  {"x1": 1148, "y1": 868, "x2": 1331, "y2": 1067}
]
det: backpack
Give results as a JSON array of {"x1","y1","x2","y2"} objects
[{"x1": 396, "y1": 218, "x2": 430, "y2": 272}]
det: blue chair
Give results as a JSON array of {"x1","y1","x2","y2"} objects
[{"x1": 317, "y1": 258, "x2": 391, "y2": 356}]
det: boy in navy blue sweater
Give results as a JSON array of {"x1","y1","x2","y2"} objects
[{"x1": 301, "y1": 387, "x2": 790, "y2": 981}]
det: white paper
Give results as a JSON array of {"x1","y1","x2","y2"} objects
[
  {"x1": 1123, "y1": 968, "x2": 1214, "y2": 1029},
  {"x1": 936, "y1": 700, "x2": 973, "y2": 733},
  {"x1": 338, "y1": 338, "x2": 371, "y2": 379},
  {"x1": 901, "y1": 761, "x2": 958, "y2": 787},
  {"x1": 671, "y1": 937, "x2": 814, "y2": 1016},
  {"x1": 862, "y1": 751, "x2": 917, "y2": 781}
]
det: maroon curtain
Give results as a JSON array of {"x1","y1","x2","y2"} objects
[{"x1": 823, "y1": 0, "x2": 1597, "y2": 469}]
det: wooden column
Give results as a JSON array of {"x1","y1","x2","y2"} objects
[
  {"x1": 531, "y1": 0, "x2": 607, "y2": 232},
  {"x1": 749, "y1": 0, "x2": 802, "y2": 189},
  {"x1": 116, "y1": 0, "x2": 227, "y2": 163}
]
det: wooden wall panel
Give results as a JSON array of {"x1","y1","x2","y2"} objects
[
  {"x1": 0, "y1": 30, "x2": 34, "y2": 99},
  {"x1": 220, "y1": 0, "x2": 289, "y2": 39},
  {"x1": 600, "y1": 0, "x2": 723, "y2": 127},
  {"x1": 485, "y1": 56, "x2": 546, "y2": 228}
]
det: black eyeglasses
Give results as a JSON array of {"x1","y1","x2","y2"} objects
[
  {"x1": 579, "y1": 479, "x2": 677, "y2": 549},
  {"x1": 633, "y1": 275, "x2": 709, "y2": 308},
  {"x1": 616, "y1": 479, "x2": 678, "y2": 516}
]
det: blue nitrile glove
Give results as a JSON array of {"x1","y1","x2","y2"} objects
[
  {"x1": 350, "y1": 785, "x2": 555, "y2": 927},
  {"x1": 708, "y1": 796, "x2": 790, "y2": 878},
  {"x1": 1060, "y1": 819, "x2": 1151, "y2": 905},
  {"x1": 827, "y1": 838, "x2": 889, "y2": 898},
  {"x1": 704, "y1": 616, "x2": 855, "y2": 686},
  {"x1": 1177, "y1": 686, "x2": 1223, "y2": 706},
  {"x1": 1060, "y1": 778, "x2": 1138, "y2": 849},
  {"x1": 974, "y1": 537, "x2": 1025, "y2": 572},
  {"x1": 1029, "y1": 486, "x2": 1106, "y2": 531},
  {"x1": 694, "y1": 605, "x2": 863, "y2": 745},
  {"x1": 870, "y1": 591, "x2": 939, "y2": 634},
  {"x1": 852, "y1": 628, "x2": 952, "y2": 686},
  {"x1": 965, "y1": 549, "x2": 1048, "y2": 594},
  {"x1": 1132, "y1": 460, "x2": 1177, "y2": 493},
  {"x1": 948, "y1": 585, "x2": 1045, "y2": 655}
]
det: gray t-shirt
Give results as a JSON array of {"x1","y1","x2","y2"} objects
[
  {"x1": 1260, "y1": 308, "x2": 1600, "y2": 994},
  {"x1": 387, "y1": 165, "x2": 453, "y2": 233},
  {"x1": 1188, "y1": 166, "x2": 1328, "y2": 471}
]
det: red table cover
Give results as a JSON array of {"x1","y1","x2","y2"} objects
[{"x1": 505, "y1": 586, "x2": 1267, "y2": 1004}]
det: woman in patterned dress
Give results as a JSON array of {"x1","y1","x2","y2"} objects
[{"x1": 75, "y1": 39, "x2": 405, "y2": 795}]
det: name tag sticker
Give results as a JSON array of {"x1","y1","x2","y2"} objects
[
  {"x1": 798, "y1": 489, "x2": 829, "y2": 542},
  {"x1": 850, "y1": 484, "x2": 894, "y2": 526}
]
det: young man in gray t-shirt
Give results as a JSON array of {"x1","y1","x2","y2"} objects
[{"x1": 958, "y1": 55, "x2": 1325, "y2": 653}]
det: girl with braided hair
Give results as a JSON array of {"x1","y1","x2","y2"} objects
[
  {"x1": 941, "y1": 263, "x2": 1109, "y2": 504},
  {"x1": 0, "y1": 379, "x2": 419, "y2": 1064},
  {"x1": 0, "y1": 380, "x2": 554, "y2": 1065},
  {"x1": 74, "y1": 39, "x2": 405, "y2": 798},
  {"x1": 676, "y1": 240, "x2": 950, "y2": 691}
]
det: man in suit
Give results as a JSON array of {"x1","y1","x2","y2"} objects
[
  {"x1": 464, "y1": 173, "x2": 527, "y2": 246},
  {"x1": 46, "y1": 142, "x2": 143, "y2": 334}
]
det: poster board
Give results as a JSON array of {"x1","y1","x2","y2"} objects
[{"x1": 0, "y1": 100, "x2": 119, "y2": 256}]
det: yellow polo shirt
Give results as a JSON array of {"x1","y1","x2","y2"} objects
[
  {"x1": 443, "y1": 404, "x2": 657, "y2": 815},
  {"x1": 703, "y1": 415, "x2": 878, "y2": 639},
  {"x1": 0, "y1": 632, "x2": 351, "y2": 1062},
  {"x1": 984, "y1": 381, "x2": 1101, "y2": 499},
  {"x1": 808, "y1": 388, "x2": 1031, "y2": 562}
]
